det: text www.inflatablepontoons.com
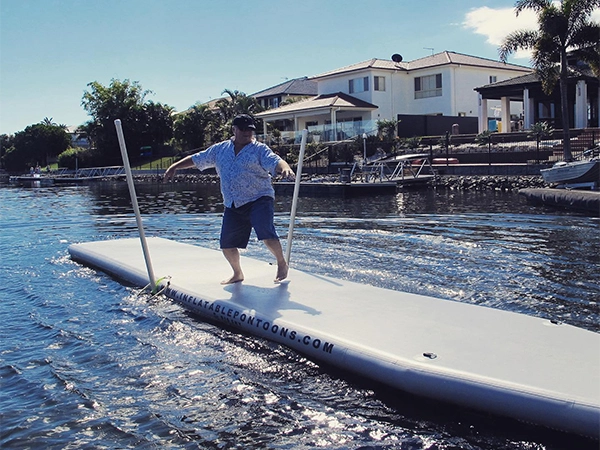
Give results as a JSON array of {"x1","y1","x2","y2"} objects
[{"x1": 166, "y1": 288, "x2": 334, "y2": 354}]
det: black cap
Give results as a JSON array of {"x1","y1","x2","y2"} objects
[{"x1": 232, "y1": 114, "x2": 256, "y2": 130}]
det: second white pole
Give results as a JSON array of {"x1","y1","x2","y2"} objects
[
  {"x1": 285, "y1": 129, "x2": 308, "y2": 265},
  {"x1": 114, "y1": 119, "x2": 156, "y2": 287}
]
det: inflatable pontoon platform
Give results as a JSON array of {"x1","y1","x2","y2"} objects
[{"x1": 68, "y1": 237, "x2": 600, "y2": 438}]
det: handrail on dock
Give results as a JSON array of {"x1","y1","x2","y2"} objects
[{"x1": 74, "y1": 166, "x2": 125, "y2": 178}]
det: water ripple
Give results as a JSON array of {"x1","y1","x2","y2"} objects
[{"x1": 1, "y1": 184, "x2": 598, "y2": 449}]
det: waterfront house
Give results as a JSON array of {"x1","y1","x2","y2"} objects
[
  {"x1": 475, "y1": 61, "x2": 600, "y2": 133},
  {"x1": 66, "y1": 125, "x2": 90, "y2": 149},
  {"x1": 254, "y1": 51, "x2": 532, "y2": 142},
  {"x1": 252, "y1": 77, "x2": 318, "y2": 111}
]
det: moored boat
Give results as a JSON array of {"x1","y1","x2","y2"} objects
[{"x1": 541, "y1": 147, "x2": 599, "y2": 188}]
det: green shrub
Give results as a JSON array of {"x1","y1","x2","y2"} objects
[{"x1": 57, "y1": 147, "x2": 93, "y2": 169}]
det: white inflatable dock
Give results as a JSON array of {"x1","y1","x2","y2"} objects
[{"x1": 68, "y1": 237, "x2": 600, "y2": 438}]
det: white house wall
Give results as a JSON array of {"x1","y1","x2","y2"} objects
[
  {"x1": 368, "y1": 70, "x2": 393, "y2": 121},
  {"x1": 316, "y1": 65, "x2": 526, "y2": 123},
  {"x1": 390, "y1": 71, "x2": 413, "y2": 117},
  {"x1": 317, "y1": 76, "x2": 354, "y2": 96},
  {"x1": 402, "y1": 67, "x2": 452, "y2": 116},
  {"x1": 259, "y1": 55, "x2": 532, "y2": 136},
  {"x1": 399, "y1": 66, "x2": 524, "y2": 118}
]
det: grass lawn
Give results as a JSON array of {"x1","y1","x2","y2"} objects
[{"x1": 135, "y1": 157, "x2": 176, "y2": 170}]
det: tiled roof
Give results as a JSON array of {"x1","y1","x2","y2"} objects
[
  {"x1": 407, "y1": 51, "x2": 530, "y2": 71},
  {"x1": 252, "y1": 77, "x2": 318, "y2": 98},
  {"x1": 310, "y1": 51, "x2": 531, "y2": 79},
  {"x1": 255, "y1": 92, "x2": 377, "y2": 117},
  {"x1": 475, "y1": 65, "x2": 598, "y2": 91},
  {"x1": 478, "y1": 72, "x2": 541, "y2": 89},
  {"x1": 311, "y1": 58, "x2": 400, "y2": 78},
  {"x1": 566, "y1": 65, "x2": 598, "y2": 80},
  {"x1": 311, "y1": 92, "x2": 378, "y2": 108}
]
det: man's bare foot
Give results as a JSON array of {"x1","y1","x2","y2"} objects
[
  {"x1": 274, "y1": 262, "x2": 288, "y2": 283},
  {"x1": 221, "y1": 274, "x2": 244, "y2": 285}
]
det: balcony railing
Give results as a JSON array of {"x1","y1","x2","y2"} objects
[{"x1": 258, "y1": 120, "x2": 379, "y2": 145}]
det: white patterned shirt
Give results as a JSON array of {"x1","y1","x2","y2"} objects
[{"x1": 191, "y1": 138, "x2": 282, "y2": 208}]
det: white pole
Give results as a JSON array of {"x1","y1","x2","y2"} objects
[
  {"x1": 285, "y1": 129, "x2": 308, "y2": 265},
  {"x1": 362, "y1": 133, "x2": 367, "y2": 162},
  {"x1": 114, "y1": 119, "x2": 156, "y2": 287}
]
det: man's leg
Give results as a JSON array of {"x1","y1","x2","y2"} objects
[
  {"x1": 263, "y1": 238, "x2": 288, "y2": 282},
  {"x1": 221, "y1": 247, "x2": 244, "y2": 285},
  {"x1": 249, "y1": 197, "x2": 289, "y2": 283},
  {"x1": 220, "y1": 204, "x2": 252, "y2": 285}
]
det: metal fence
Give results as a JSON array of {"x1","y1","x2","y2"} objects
[{"x1": 274, "y1": 127, "x2": 599, "y2": 173}]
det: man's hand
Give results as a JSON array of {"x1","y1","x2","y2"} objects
[
  {"x1": 280, "y1": 167, "x2": 295, "y2": 180},
  {"x1": 163, "y1": 156, "x2": 195, "y2": 182},
  {"x1": 163, "y1": 166, "x2": 177, "y2": 182},
  {"x1": 277, "y1": 161, "x2": 295, "y2": 180}
]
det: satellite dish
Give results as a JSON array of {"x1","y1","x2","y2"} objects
[{"x1": 391, "y1": 54, "x2": 403, "y2": 63}]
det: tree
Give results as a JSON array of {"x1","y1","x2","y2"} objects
[
  {"x1": 499, "y1": 0, "x2": 600, "y2": 161},
  {"x1": 218, "y1": 89, "x2": 262, "y2": 118},
  {"x1": 40, "y1": 117, "x2": 67, "y2": 130},
  {"x1": 400, "y1": 136, "x2": 423, "y2": 152},
  {"x1": 475, "y1": 130, "x2": 494, "y2": 167},
  {"x1": 4, "y1": 124, "x2": 70, "y2": 171},
  {"x1": 279, "y1": 96, "x2": 303, "y2": 107},
  {"x1": 376, "y1": 119, "x2": 399, "y2": 141},
  {"x1": 57, "y1": 147, "x2": 91, "y2": 170},
  {"x1": 528, "y1": 121, "x2": 555, "y2": 161},
  {"x1": 173, "y1": 103, "x2": 215, "y2": 152},
  {"x1": 81, "y1": 79, "x2": 174, "y2": 164},
  {"x1": 213, "y1": 89, "x2": 264, "y2": 140},
  {"x1": 142, "y1": 100, "x2": 174, "y2": 151},
  {"x1": 0, "y1": 134, "x2": 14, "y2": 169}
]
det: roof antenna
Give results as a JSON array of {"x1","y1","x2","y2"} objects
[
  {"x1": 424, "y1": 47, "x2": 434, "y2": 56},
  {"x1": 391, "y1": 53, "x2": 403, "y2": 63}
]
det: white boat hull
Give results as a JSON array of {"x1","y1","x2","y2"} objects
[{"x1": 541, "y1": 159, "x2": 599, "y2": 185}]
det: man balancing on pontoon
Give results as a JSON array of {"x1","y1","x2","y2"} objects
[{"x1": 164, "y1": 114, "x2": 295, "y2": 284}]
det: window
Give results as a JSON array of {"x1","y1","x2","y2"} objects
[
  {"x1": 489, "y1": 75, "x2": 497, "y2": 84},
  {"x1": 538, "y1": 102, "x2": 555, "y2": 119},
  {"x1": 414, "y1": 74, "x2": 442, "y2": 99},
  {"x1": 268, "y1": 97, "x2": 280, "y2": 108},
  {"x1": 374, "y1": 76, "x2": 385, "y2": 91},
  {"x1": 349, "y1": 76, "x2": 369, "y2": 94}
]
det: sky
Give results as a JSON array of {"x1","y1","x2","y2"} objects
[{"x1": 1, "y1": 0, "x2": 598, "y2": 136}]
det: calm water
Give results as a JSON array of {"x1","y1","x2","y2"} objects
[{"x1": 1, "y1": 181, "x2": 598, "y2": 449}]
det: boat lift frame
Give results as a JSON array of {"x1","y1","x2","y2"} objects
[{"x1": 350, "y1": 153, "x2": 436, "y2": 183}]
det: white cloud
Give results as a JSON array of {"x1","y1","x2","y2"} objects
[
  {"x1": 463, "y1": 6, "x2": 538, "y2": 60},
  {"x1": 463, "y1": 6, "x2": 600, "y2": 61}
]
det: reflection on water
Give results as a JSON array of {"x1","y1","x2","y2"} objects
[{"x1": 1, "y1": 182, "x2": 598, "y2": 449}]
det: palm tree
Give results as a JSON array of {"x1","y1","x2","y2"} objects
[
  {"x1": 217, "y1": 89, "x2": 263, "y2": 123},
  {"x1": 376, "y1": 119, "x2": 398, "y2": 141},
  {"x1": 499, "y1": 0, "x2": 600, "y2": 161},
  {"x1": 475, "y1": 130, "x2": 494, "y2": 169},
  {"x1": 41, "y1": 117, "x2": 68, "y2": 130},
  {"x1": 527, "y1": 121, "x2": 555, "y2": 162}
]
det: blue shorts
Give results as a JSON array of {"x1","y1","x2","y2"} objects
[{"x1": 220, "y1": 196, "x2": 279, "y2": 249}]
